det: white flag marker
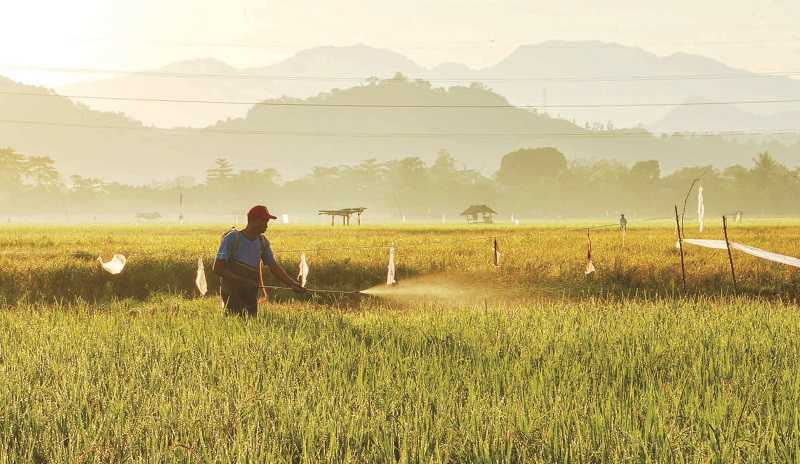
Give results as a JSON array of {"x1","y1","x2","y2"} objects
[
  {"x1": 387, "y1": 247, "x2": 397, "y2": 285},
  {"x1": 195, "y1": 257, "x2": 208, "y2": 296},
  {"x1": 698, "y1": 185, "x2": 705, "y2": 232},
  {"x1": 585, "y1": 260, "x2": 596, "y2": 275},
  {"x1": 97, "y1": 254, "x2": 126, "y2": 275},
  {"x1": 297, "y1": 253, "x2": 309, "y2": 287}
]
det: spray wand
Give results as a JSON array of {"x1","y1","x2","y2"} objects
[{"x1": 259, "y1": 285, "x2": 365, "y2": 296}]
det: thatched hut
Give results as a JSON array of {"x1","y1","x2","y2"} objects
[{"x1": 459, "y1": 205, "x2": 497, "y2": 224}]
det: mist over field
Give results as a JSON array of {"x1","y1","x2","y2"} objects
[
  {"x1": 4, "y1": 2, "x2": 800, "y2": 463},
  {"x1": 2, "y1": 1, "x2": 800, "y2": 220}
]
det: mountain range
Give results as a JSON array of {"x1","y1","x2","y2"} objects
[
  {"x1": 57, "y1": 42, "x2": 800, "y2": 130},
  {"x1": 2, "y1": 73, "x2": 798, "y2": 185}
]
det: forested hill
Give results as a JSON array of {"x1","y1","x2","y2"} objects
[
  {"x1": 209, "y1": 75, "x2": 800, "y2": 176},
  {"x1": 0, "y1": 76, "x2": 180, "y2": 181},
  {"x1": 2, "y1": 74, "x2": 799, "y2": 183}
]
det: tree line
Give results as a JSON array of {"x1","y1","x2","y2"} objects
[{"x1": 1, "y1": 146, "x2": 798, "y2": 220}]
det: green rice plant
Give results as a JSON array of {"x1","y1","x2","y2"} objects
[{"x1": 1, "y1": 296, "x2": 800, "y2": 462}]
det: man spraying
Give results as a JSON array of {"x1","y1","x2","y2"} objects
[{"x1": 213, "y1": 205, "x2": 304, "y2": 316}]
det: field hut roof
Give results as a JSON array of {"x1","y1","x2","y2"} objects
[{"x1": 460, "y1": 205, "x2": 498, "y2": 216}]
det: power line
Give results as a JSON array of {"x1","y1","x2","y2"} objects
[
  {"x1": 1, "y1": 118, "x2": 798, "y2": 138},
  {"x1": 27, "y1": 36, "x2": 800, "y2": 51},
  {"x1": 3, "y1": 64, "x2": 800, "y2": 83},
  {"x1": 4, "y1": 90, "x2": 800, "y2": 109}
]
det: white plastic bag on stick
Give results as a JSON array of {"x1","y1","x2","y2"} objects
[
  {"x1": 698, "y1": 185, "x2": 705, "y2": 232},
  {"x1": 297, "y1": 253, "x2": 309, "y2": 287},
  {"x1": 195, "y1": 257, "x2": 208, "y2": 296},
  {"x1": 585, "y1": 260, "x2": 596, "y2": 275},
  {"x1": 98, "y1": 254, "x2": 126, "y2": 275},
  {"x1": 387, "y1": 247, "x2": 397, "y2": 285},
  {"x1": 585, "y1": 231, "x2": 595, "y2": 275}
]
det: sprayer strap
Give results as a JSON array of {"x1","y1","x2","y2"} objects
[{"x1": 226, "y1": 229, "x2": 267, "y2": 264}]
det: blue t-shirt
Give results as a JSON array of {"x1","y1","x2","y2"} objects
[{"x1": 216, "y1": 231, "x2": 277, "y2": 269}]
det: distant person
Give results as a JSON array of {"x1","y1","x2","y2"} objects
[
  {"x1": 619, "y1": 214, "x2": 628, "y2": 231},
  {"x1": 213, "y1": 205, "x2": 304, "y2": 316}
]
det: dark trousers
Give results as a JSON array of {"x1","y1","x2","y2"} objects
[{"x1": 221, "y1": 286, "x2": 259, "y2": 317}]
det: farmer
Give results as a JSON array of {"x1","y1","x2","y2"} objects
[
  {"x1": 213, "y1": 205, "x2": 304, "y2": 316},
  {"x1": 619, "y1": 213, "x2": 628, "y2": 231}
]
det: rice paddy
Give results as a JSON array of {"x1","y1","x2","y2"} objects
[{"x1": 1, "y1": 222, "x2": 800, "y2": 462}]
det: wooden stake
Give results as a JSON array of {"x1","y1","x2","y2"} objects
[
  {"x1": 674, "y1": 205, "x2": 687, "y2": 293},
  {"x1": 722, "y1": 215, "x2": 738, "y2": 293},
  {"x1": 493, "y1": 238, "x2": 499, "y2": 267},
  {"x1": 587, "y1": 228, "x2": 591, "y2": 262}
]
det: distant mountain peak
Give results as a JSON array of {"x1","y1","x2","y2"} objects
[
  {"x1": 511, "y1": 40, "x2": 649, "y2": 54},
  {"x1": 661, "y1": 52, "x2": 738, "y2": 73},
  {"x1": 493, "y1": 41, "x2": 657, "y2": 73},
  {"x1": 284, "y1": 44, "x2": 423, "y2": 68},
  {"x1": 158, "y1": 58, "x2": 238, "y2": 74}
]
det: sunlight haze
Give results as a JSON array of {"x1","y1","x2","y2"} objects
[{"x1": 2, "y1": 0, "x2": 800, "y2": 86}]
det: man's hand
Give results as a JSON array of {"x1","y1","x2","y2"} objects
[{"x1": 269, "y1": 262, "x2": 308, "y2": 294}]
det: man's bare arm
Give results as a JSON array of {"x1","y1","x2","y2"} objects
[{"x1": 267, "y1": 262, "x2": 305, "y2": 291}]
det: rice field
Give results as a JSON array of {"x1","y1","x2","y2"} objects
[
  {"x1": 1, "y1": 221, "x2": 799, "y2": 304},
  {"x1": 2, "y1": 222, "x2": 800, "y2": 462}
]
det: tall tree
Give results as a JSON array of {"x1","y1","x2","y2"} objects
[
  {"x1": 0, "y1": 148, "x2": 27, "y2": 192},
  {"x1": 496, "y1": 147, "x2": 567, "y2": 186},
  {"x1": 25, "y1": 156, "x2": 61, "y2": 190},
  {"x1": 206, "y1": 158, "x2": 234, "y2": 184}
]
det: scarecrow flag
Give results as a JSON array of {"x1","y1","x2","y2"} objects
[
  {"x1": 585, "y1": 230, "x2": 596, "y2": 275},
  {"x1": 297, "y1": 253, "x2": 309, "y2": 287},
  {"x1": 98, "y1": 254, "x2": 127, "y2": 275},
  {"x1": 195, "y1": 257, "x2": 208, "y2": 296},
  {"x1": 698, "y1": 185, "x2": 705, "y2": 232},
  {"x1": 387, "y1": 247, "x2": 397, "y2": 285}
]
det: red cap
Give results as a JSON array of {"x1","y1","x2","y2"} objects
[{"x1": 247, "y1": 205, "x2": 277, "y2": 222}]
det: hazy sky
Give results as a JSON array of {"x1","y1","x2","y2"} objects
[{"x1": 2, "y1": 0, "x2": 800, "y2": 87}]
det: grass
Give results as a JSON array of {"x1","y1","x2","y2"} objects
[
  {"x1": 2, "y1": 222, "x2": 800, "y2": 462},
  {"x1": 2, "y1": 296, "x2": 800, "y2": 462}
]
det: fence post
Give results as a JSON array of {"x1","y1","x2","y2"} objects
[
  {"x1": 722, "y1": 215, "x2": 738, "y2": 293},
  {"x1": 674, "y1": 205, "x2": 687, "y2": 293}
]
